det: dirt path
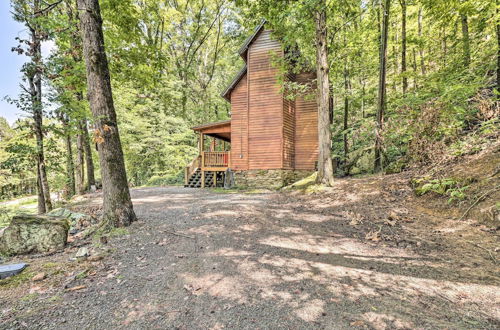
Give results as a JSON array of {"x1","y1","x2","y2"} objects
[{"x1": 1, "y1": 185, "x2": 499, "y2": 329}]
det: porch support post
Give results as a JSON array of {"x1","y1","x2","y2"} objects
[
  {"x1": 199, "y1": 133, "x2": 204, "y2": 154},
  {"x1": 201, "y1": 170, "x2": 205, "y2": 188}
]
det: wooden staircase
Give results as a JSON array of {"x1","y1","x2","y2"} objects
[
  {"x1": 184, "y1": 152, "x2": 230, "y2": 188},
  {"x1": 185, "y1": 169, "x2": 215, "y2": 188}
]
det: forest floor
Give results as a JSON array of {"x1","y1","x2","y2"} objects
[{"x1": 1, "y1": 175, "x2": 499, "y2": 329}]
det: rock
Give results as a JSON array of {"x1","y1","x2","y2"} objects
[
  {"x1": 47, "y1": 208, "x2": 97, "y2": 232},
  {"x1": 32, "y1": 272, "x2": 46, "y2": 282},
  {"x1": 0, "y1": 263, "x2": 27, "y2": 279},
  {"x1": 0, "y1": 215, "x2": 69, "y2": 256},
  {"x1": 75, "y1": 247, "x2": 89, "y2": 258}
]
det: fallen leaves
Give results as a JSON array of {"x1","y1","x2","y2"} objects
[
  {"x1": 32, "y1": 272, "x2": 46, "y2": 282},
  {"x1": 365, "y1": 230, "x2": 381, "y2": 242}
]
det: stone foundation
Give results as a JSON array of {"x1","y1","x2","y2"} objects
[{"x1": 233, "y1": 169, "x2": 314, "y2": 189}]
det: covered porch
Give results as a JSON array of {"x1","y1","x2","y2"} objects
[{"x1": 185, "y1": 120, "x2": 231, "y2": 187}]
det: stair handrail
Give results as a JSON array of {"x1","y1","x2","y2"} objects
[{"x1": 185, "y1": 155, "x2": 201, "y2": 185}]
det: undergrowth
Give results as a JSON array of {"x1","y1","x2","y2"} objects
[{"x1": 412, "y1": 177, "x2": 474, "y2": 203}]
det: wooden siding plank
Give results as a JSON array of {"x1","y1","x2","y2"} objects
[
  {"x1": 230, "y1": 73, "x2": 248, "y2": 170},
  {"x1": 248, "y1": 30, "x2": 284, "y2": 170}
]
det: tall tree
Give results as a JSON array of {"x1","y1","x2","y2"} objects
[
  {"x1": 12, "y1": 0, "x2": 53, "y2": 213},
  {"x1": 400, "y1": 0, "x2": 408, "y2": 94},
  {"x1": 77, "y1": 0, "x2": 136, "y2": 227},
  {"x1": 57, "y1": 111, "x2": 76, "y2": 198},
  {"x1": 374, "y1": 0, "x2": 391, "y2": 173},
  {"x1": 315, "y1": 0, "x2": 335, "y2": 186},
  {"x1": 68, "y1": 1, "x2": 96, "y2": 192}
]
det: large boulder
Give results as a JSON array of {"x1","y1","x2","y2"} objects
[
  {"x1": 47, "y1": 208, "x2": 97, "y2": 233},
  {"x1": 0, "y1": 215, "x2": 69, "y2": 256}
]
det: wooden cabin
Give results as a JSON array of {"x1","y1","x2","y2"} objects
[{"x1": 185, "y1": 22, "x2": 318, "y2": 188}]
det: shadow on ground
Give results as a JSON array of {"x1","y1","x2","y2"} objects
[{"x1": 1, "y1": 186, "x2": 499, "y2": 329}]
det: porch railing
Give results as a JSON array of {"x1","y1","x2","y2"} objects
[{"x1": 202, "y1": 151, "x2": 230, "y2": 168}]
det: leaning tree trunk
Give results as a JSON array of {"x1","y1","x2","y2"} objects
[
  {"x1": 315, "y1": 1, "x2": 335, "y2": 186},
  {"x1": 374, "y1": 0, "x2": 391, "y2": 173},
  {"x1": 77, "y1": 0, "x2": 136, "y2": 227}
]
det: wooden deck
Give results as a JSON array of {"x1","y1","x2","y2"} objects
[{"x1": 184, "y1": 151, "x2": 231, "y2": 187}]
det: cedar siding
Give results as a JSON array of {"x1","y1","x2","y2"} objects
[
  {"x1": 226, "y1": 26, "x2": 318, "y2": 172},
  {"x1": 248, "y1": 29, "x2": 283, "y2": 170},
  {"x1": 230, "y1": 73, "x2": 248, "y2": 170}
]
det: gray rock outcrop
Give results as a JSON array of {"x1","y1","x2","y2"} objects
[{"x1": 0, "y1": 215, "x2": 69, "y2": 256}]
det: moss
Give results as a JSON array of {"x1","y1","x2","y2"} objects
[
  {"x1": 42, "y1": 262, "x2": 59, "y2": 269},
  {"x1": 0, "y1": 270, "x2": 34, "y2": 288},
  {"x1": 47, "y1": 294, "x2": 62, "y2": 303},
  {"x1": 75, "y1": 270, "x2": 88, "y2": 280},
  {"x1": 20, "y1": 293, "x2": 39, "y2": 302},
  {"x1": 10, "y1": 215, "x2": 70, "y2": 231},
  {"x1": 92, "y1": 226, "x2": 129, "y2": 245},
  {"x1": 282, "y1": 172, "x2": 317, "y2": 191},
  {"x1": 108, "y1": 227, "x2": 129, "y2": 237}
]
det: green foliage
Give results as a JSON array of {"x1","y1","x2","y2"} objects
[
  {"x1": 413, "y1": 177, "x2": 473, "y2": 203},
  {"x1": 2, "y1": 0, "x2": 499, "y2": 202}
]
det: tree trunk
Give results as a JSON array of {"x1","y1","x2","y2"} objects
[
  {"x1": 343, "y1": 33, "x2": 349, "y2": 171},
  {"x1": 461, "y1": 13, "x2": 471, "y2": 68},
  {"x1": 418, "y1": 7, "x2": 426, "y2": 76},
  {"x1": 400, "y1": 0, "x2": 408, "y2": 95},
  {"x1": 314, "y1": 1, "x2": 335, "y2": 186},
  {"x1": 81, "y1": 119, "x2": 96, "y2": 189},
  {"x1": 36, "y1": 164, "x2": 46, "y2": 214},
  {"x1": 77, "y1": 0, "x2": 136, "y2": 227},
  {"x1": 61, "y1": 115, "x2": 76, "y2": 198},
  {"x1": 30, "y1": 0, "x2": 51, "y2": 212},
  {"x1": 374, "y1": 0, "x2": 391, "y2": 173},
  {"x1": 75, "y1": 129, "x2": 85, "y2": 194},
  {"x1": 360, "y1": 77, "x2": 366, "y2": 118}
]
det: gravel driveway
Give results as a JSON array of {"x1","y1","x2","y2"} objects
[{"x1": 1, "y1": 186, "x2": 499, "y2": 329}]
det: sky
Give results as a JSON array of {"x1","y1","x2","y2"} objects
[{"x1": 0, "y1": 1, "x2": 54, "y2": 126}]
